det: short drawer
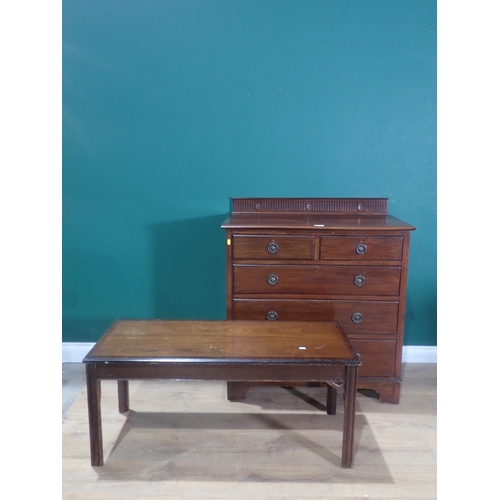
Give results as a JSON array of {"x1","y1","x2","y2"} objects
[
  {"x1": 320, "y1": 236, "x2": 403, "y2": 261},
  {"x1": 232, "y1": 235, "x2": 314, "y2": 260},
  {"x1": 233, "y1": 265, "x2": 401, "y2": 296},
  {"x1": 349, "y1": 339, "x2": 396, "y2": 377},
  {"x1": 232, "y1": 299, "x2": 399, "y2": 335}
]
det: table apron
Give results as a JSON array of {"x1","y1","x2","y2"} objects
[{"x1": 92, "y1": 362, "x2": 356, "y2": 382}]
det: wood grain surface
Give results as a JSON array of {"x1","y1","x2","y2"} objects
[
  {"x1": 83, "y1": 320, "x2": 358, "y2": 364},
  {"x1": 62, "y1": 364, "x2": 436, "y2": 498}
]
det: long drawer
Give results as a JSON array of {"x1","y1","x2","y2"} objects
[
  {"x1": 320, "y1": 236, "x2": 403, "y2": 261},
  {"x1": 232, "y1": 299, "x2": 399, "y2": 335},
  {"x1": 349, "y1": 339, "x2": 396, "y2": 377},
  {"x1": 233, "y1": 264, "x2": 401, "y2": 296}
]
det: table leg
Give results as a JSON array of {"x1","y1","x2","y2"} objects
[
  {"x1": 341, "y1": 365, "x2": 358, "y2": 468},
  {"x1": 85, "y1": 363, "x2": 103, "y2": 466},
  {"x1": 227, "y1": 381, "x2": 235, "y2": 400},
  {"x1": 118, "y1": 380, "x2": 129, "y2": 413},
  {"x1": 326, "y1": 384, "x2": 337, "y2": 415}
]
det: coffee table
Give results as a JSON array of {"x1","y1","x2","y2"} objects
[{"x1": 83, "y1": 320, "x2": 361, "y2": 468}]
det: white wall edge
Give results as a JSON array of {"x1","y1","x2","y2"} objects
[
  {"x1": 62, "y1": 343, "x2": 95, "y2": 363},
  {"x1": 402, "y1": 345, "x2": 437, "y2": 363},
  {"x1": 62, "y1": 343, "x2": 437, "y2": 364}
]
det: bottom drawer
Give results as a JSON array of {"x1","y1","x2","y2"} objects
[
  {"x1": 350, "y1": 339, "x2": 396, "y2": 377},
  {"x1": 232, "y1": 299, "x2": 398, "y2": 335}
]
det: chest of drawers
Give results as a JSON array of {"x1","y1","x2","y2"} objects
[{"x1": 222, "y1": 198, "x2": 415, "y2": 403}]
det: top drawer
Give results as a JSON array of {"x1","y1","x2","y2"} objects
[
  {"x1": 232, "y1": 235, "x2": 314, "y2": 260},
  {"x1": 320, "y1": 236, "x2": 403, "y2": 261}
]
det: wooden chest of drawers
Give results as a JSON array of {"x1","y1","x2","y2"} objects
[{"x1": 222, "y1": 198, "x2": 415, "y2": 403}]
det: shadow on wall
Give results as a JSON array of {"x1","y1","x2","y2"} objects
[{"x1": 149, "y1": 214, "x2": 228, "y2": 320}]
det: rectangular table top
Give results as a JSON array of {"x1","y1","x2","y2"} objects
[{"x1": 83, "y1": 320, "x2": 360, "y2": 365}]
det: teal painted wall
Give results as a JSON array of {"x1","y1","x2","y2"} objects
[{"x1": 63, "y1": 0, "x2": 436, "y2": 345}]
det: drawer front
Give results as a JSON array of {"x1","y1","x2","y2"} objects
[
  {"x1": 232, "y1": 299, "x2": 399, "y2": 335},
  {"x1": 233, "y1": 265, "x2": 401, "y2": 296},
  {"x1": 320, "y1": 236, "x2": 403, "y2": 261},
  {"x1": 350, "y1": 339, "x2": 396, "y2": 377},
  {"x1": 232, "y1": 235, "x2": 314, "y2": 260}
]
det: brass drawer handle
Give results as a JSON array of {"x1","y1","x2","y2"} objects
[
  {"x1": 355, "y1": 243, "x2": 367, "y2": 255},
  {"x1": 267, "y1": 311, "x2": 278, "y2": 321},
  {"x1": 267, "y1": 242, "x2": 280, "y2": 254},
  {"x1": 267, "y1": 274, "x2": 279, "y2": 285},
  {"x1": 351, "y1": 312, "x2": 363, "y2": 323},
  {"x1": 353, "y1": 274, "x2": 365, "y2": 286}
]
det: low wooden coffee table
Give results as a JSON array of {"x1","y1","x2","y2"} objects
[{"x1": 83, "y1": 320, "x2": 361, "y2": 468}]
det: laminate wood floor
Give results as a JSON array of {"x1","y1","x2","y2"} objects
[{"x1": 62, "y1": 363, "x2": 436, "y2": 499}]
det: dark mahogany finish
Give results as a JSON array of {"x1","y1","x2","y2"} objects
[
  {"x1": 222, "y1": 197, "x2": 415, "y2": 404},
  {"x1": 83, "y1": 320, "x2": 360, "y2": 468}
]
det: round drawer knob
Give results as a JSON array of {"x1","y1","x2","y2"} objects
[
  {"x1": 267, "y1": 242, "x2": 280, "y2": 254},
  {"x1": 267, "y1": 274, "x2": 279, "y2": 286},
  {"x1": 355, "y1": 243, "x2": 367, "y2": 255},
  {"x1": 353, "y1": 274, "x2": 365, "y2": 286},
  {"x1": 267, "y1": 311, "x2": 278, "y2": 321},
  {"x1": 351, "y1": 312, "x2": 363, "y2": 324}
]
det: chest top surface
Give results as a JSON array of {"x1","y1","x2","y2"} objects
[{"x1": 222, "y1": 198, "x2": 415, "y2": 231}]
